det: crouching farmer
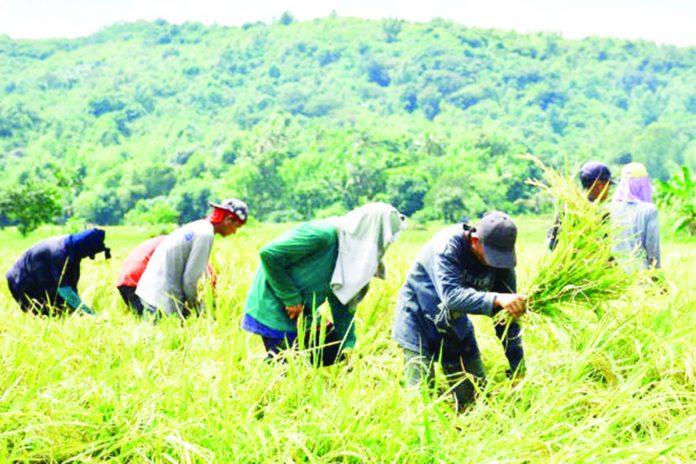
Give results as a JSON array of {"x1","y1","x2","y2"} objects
[
  {"x1": 136, "y1": 199, "x2": 247, "y2": 319},
  {"x1": 116, "y1": 235, "x2": 166, "y2": 315},
  {"x1": 6, "y1": 228, "x2": 111, "y2": 316},
  {"x1": 116, "y1": 235, "x2": 218, "y2": 316},
  {"x1": 393, "y1": 212, "x2": 526, "y2": 411},
  {"x1": 242, "y1": 202, "x2": 404, "y2": 365}
]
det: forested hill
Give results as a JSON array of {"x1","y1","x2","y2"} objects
[{"x1": 1, "y1": 16, "x2": 695, "y2": 225}]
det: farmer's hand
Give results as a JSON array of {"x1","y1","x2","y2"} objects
[
  {"x1": 285, "y1": 304, "x2": 304, "y2": 320},
  {"x1": 495, "y1": 293, "x2": 527, "y2": 318}
]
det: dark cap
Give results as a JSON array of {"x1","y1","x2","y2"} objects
[
  {"x1": 475, "y1": 211, "x2": 517, "y2": 269},
  {"x1": 209, "y1": 198, "x2": 249, "y2": 223},
  {"x1": 580, "y1": 161, "x2": 613, "y2": 189}
]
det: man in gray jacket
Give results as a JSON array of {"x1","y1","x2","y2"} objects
[
  {"x1": 393, "y1": 212, "x2": 526, "y2": 411},
  {"x1": 136, "y1": 199, "x2": 248, "y2": 319}
]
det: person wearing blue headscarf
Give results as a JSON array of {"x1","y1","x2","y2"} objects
[{"x1": 6, "y1": 228, "x2": 111, "y2": 315}]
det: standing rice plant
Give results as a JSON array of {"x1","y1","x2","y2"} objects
[
  {"x1": 520, "y1": 155, "x2": 635, "y2": 319},
  {"x1": 1, "y1": 222, "x2": 693, "y2": 462}
]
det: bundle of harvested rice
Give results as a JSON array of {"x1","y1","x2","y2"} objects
[{"x1": 520, "y1": 156, "x2": 634, "y2": 319}]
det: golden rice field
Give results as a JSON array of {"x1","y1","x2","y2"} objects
[{"x1": 0, "y1": 217, "x2": 694, "y2": 463}]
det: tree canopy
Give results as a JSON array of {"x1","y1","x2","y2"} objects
[{"x1": 1, "y1": 17, "x2": 694, "y2": 225}]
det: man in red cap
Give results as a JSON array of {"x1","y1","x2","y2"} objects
[{"x1": 136, "y1": 199, "x2": 248, "y2": 319}]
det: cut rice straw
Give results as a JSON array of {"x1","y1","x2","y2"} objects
[{"x1": 519, "y1": 155, "x2": 635, "y2": 320}]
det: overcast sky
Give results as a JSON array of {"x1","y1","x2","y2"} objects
[{"x1": 0, "y1": 0, "x2": 694, "y2": 46}]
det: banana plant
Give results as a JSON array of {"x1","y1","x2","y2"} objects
[{"x1": 655, "y1": 166, "x2": 695, "y2": 235}]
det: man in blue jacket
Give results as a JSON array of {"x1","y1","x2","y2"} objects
[
  {"x1": 6, "y1": 228, "x2": 111, "y2": 315},
  {"x1": 393, "y1": 212, "x2": 526, "y2": 411}
]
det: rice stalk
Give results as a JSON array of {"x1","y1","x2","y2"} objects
[{"x1": 520, "y1": 155, "x2": 635, "y2": 319}]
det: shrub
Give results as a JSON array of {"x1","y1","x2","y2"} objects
[
  {"x1": 655, "y1": 166, "x2": 696, "y2": 235},
  {"x1": 0, "y1": 180, "x2": 62, "y2": 235},
  {"x1": 124, "y1": 196, "x2": 178, "y2": 225}
]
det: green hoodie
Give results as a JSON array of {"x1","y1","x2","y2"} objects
[{"x1": 243, "y1": 219, "x2": 356, "y2": 348}]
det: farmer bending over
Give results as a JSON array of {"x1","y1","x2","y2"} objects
[
  {"x1": 136, "y1": 199, "x2": 247, "y2": 319},
  {"x1": 242, "y1": 202, "x2": 404, "y2": 365},
  {"x1": 6, "y1": 228, "x2": 111, "y2": 316},
  {"x1": 393, "y1": 212, "x2": 526, "y2": 411},
  {"x1": 116, "y1": 235, "x2": 218, "y2": 316}
]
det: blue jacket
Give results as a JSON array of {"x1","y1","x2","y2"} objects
[
  {"x1": 6, "y1": 229, "x2": 108, "y2": 313},
  {"x1": 393, "y1": 225, "x2": 524, "y2": 371}
]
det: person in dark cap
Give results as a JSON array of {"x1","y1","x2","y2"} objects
[
  {"x1": 547, "y1": 161, "x2": 613, "y2": 251},
  {"x1": 579, "y1": 161, "x2": 613, "y2": 201},
  {"x1": 6, "y1": 228, "x2": 111, "y2": 316},
  {"x1": 136, "y1": 199, "x2": 248, "y2": 319},
  {"x1": 393, "y1": 212, "x2": 526, "y2": 411}
]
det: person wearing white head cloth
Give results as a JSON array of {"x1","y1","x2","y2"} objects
[
  {"x1": 242, "y1": 202, "x2": 404, "y2": 363},
  {"x1": 330, "y1": 202, "x2": 402, "y2": 304},
  {"x1": 609, "y1": 162, "x2": 661, "y2": 270}
]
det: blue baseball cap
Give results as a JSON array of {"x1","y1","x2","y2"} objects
[{"x1": 579, "y1": 161, "x2": 613, "y2": 189}]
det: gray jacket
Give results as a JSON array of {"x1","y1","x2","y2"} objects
[
  {"x1": 136, "y1": 220, "x2": 214, "y2": 315},
  {"x1": 609, "y1": 201, "x2": 661, "y2": 270}
]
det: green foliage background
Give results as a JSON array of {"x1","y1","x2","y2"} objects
[{"x1": 1, "y1": 16, "x2": 695, "y2": 225}]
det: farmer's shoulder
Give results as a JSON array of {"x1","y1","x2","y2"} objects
[
  {"x1": 430, "y1": 225, "x2": 466, "y2": 257},
  {"x1": 180, "y1": 220, "x2": 214, "y2": 241},
  {"x1": 304, "y1": 218, "x2": 337, "y2": 234},
  {"x1": 293, "y1": 219, "x2": 338, "y2": 242},
  {"x1": 639, "y1": 202, "x2": 658, "y2": 215},
  {"x1": 28, "y1": 236, "x2": 68, "y2": 257},
  {"x1": 266, "y1": 219, "x2": 337, "y2": 250},
  {"x1": 156, "y1": 221, "x2": 211, "y2": 251}
]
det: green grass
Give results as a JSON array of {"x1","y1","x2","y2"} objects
[{"x1": 0, "y1": 217, "x2": 694, "y2": 463}]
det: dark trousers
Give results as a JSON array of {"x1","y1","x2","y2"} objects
[
  {"x1": 403, "y1": 332, "x2": 487, "y2": 411},
  {"x1": 117, "y1": 285, "x2": 145, "y2": 316},
  {"x1": 7, "y1": 280, "x2": 31, "y2": 312},
  {"x1": 262, "y1": 322, "x2": 346, "y2": 366},
  {"x1": 6, "y1": 280, "x2": 52, "y2": 315}
]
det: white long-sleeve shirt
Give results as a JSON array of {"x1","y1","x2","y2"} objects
[{"x1": 136, "y1": 220, "x2": 214, "y2": 315}]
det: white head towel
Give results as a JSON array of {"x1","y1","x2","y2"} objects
[{"x1": 330, "y1": 202, "x2": 404, "y2": 305}]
